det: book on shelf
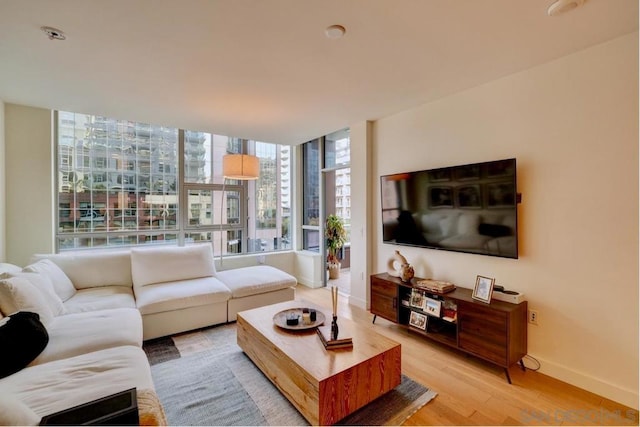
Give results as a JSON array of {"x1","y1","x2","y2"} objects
[
  {"x1": 316, "y1": 326, "x2": 353, "y2": 350},
  {"x1": 415, "y1": 279, "x2": 456, "y2": 294}
]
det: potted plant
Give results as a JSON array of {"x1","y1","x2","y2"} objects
[{"x1": 325, "y1": 214, "x2": 347, "y2": 279}]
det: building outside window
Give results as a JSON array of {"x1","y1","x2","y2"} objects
[{"x1": 56, "y1": 111, "x2": 291, "y2": 255}]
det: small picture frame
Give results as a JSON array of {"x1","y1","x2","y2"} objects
[
  {"x1": 409, "y1": 311, "x2": 427, "y2": 330},
  {"x1": 424, "y1": 297, "x2": 442, "y2": 317},
  {"x1": 410, "y1": 289, "x2": 425, "y2": 309},
  {"x1": 473, "y1": 275, "x2": 495, "y2": 304}
]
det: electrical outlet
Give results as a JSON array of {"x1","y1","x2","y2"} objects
[
  {"x1": 528, "y1": 309, "x2": 539, "y2": 325},
  {"x1": 257, "y1": 255, "x2": 265, "y2": 264}
]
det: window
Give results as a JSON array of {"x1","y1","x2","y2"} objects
[
  {"x1": 324, "y1": 129, "x2": 351, "y2": 246},
  {"x1": 252, "y1": 142, "x2": 291, "y2": 251},
  {"x1": 324, "y1": 128, "x2": 350, "y2": 168},
  {"x1": 302, "y1": 139, "x2": 320, "y2": 251},
  {"x1": 56, "y1": 113, "x2": 179, "y2": 250},
  {"x1": 56, "y1": 112, "x2": 290, "y2": 255},
  {"x1": 303, "y1": 140, "x2": 320, "y2": 226}
]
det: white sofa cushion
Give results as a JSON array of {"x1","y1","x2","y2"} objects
[
  {"x1": 216, "y1": 265, "x2": 297, "y2": 298},
  {"x1": 23, "y1": 259, "x2": 76, "y2": 302},
  {"x1": 0, "y1": 345, "x2": 154, "y2": 419},
  {"x1": 31, "y1": 251, "x2": 132, "y2": 290},
  {"x1": 0, "y1": 272, "x2": 66, "y2": 316},
  {"x1": 63, "y1": 286, "x2": 136, "y2": 314},
  {"x1": 134, "y1": 276, "x2": 231, "y2": 315},
  {"x1": 131, "y1": 244, "x2": 216, "y2": 287},
  {"x1": 30, "y1": 308, "x2": 142, "y2": 366},
  {"x1": 0, "y1": 392, "x2": 40, "y2": 426},
  {"x1": 0, "y1": 277, "x2": 54, "y2": 327}
]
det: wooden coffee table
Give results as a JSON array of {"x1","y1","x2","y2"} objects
[{"x1": 237, "y1": 300, "x2": 401, "y2": 425}]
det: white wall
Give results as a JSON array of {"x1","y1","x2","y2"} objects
[
  {"x1": 371, "y1": 33, "x2": 638, "y2": 408},
  {"x1": 0, "y1": 100, "x2": 5, "y2": 262},
  {"x1": 5, "y1": 104, "x2": 54, "y2": 266},
  {"x1": 347, "y1": 120, "x2": 372, "y2": 308}
]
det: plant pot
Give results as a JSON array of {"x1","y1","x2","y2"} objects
[{"x1": 328, "y1": 263, "x2": 341, "y2": 280}]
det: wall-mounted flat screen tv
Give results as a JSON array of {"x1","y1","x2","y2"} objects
[{"x1": 380, "y1": 158, "x2": 518, "y2": 259}]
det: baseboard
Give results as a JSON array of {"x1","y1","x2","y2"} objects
[
  {"x1": 297, "y1": 278, "x2": 323, "y2": 288},
  {"x1": 534, "y1": 355, "x2": 639, "y2": 410},
  {"x1": 347, "y1": 294, "x2": 366, "y2": 310}
]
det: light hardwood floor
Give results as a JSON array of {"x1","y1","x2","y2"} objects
[{"x1": 295, "y1": 285, "x2": 639, "y2": 426}]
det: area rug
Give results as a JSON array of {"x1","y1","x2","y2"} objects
[{"x1": 143, "y1": 323, "x2": 437, "y2": 426}]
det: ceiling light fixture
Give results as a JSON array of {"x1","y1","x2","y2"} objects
[
  {"x1": 325, "y1": 25, "x2": 346, "y2": 39},
  {"x1": 41, "y1": 26, "x2": 66, "y2": 40},
  {"x1": 547, "y1": 0, "x2": 585, "y2": 16}
]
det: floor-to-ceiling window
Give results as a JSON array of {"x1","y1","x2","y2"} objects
[
  {"x1": 300, "y1": 129, "x2": 350, "y2": 290},
  {"x1": 302, "y1": 139, "x2": 320, "y2": 251},
  {"x1": 322, "y1": 128, "x2": 351, "y2": 291},
  {"x1": 56, "y1": 112, "x2": 179, "y2": 249},
  {"x1": 55, "y1": 111, "x2": 291, "y2": 255}
]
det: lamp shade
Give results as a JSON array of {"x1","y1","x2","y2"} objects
[{"x1": 222, "y1": 154, "x2": 259, "y2": 180}]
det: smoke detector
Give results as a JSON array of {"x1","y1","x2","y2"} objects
[
  {"x1": 325, "y1": 25, "x2": 346, "y2": 39},
  {"x1": 547, "y1": 0, "x2": 585, "y2": 16},
  {"x1": 41, "y1": 26, "x2": 66, "y2": 41}
]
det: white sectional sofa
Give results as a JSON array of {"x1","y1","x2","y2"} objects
[
  {"x1": 32, "y1": 244, "x2": 297, "y2": 339},
  {"x1": 0, "y1": 244, "x2": 297, "y2": 425},
  {"x1": 0, "y1": 273, "x2": 156, "y2": 425}
]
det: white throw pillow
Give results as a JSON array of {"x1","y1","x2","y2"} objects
[
  {"x1": 0, "y1": 277, "x2": 54, "y2": 326},
  {"x1": 0, "y1": 263, "x2": 21, "y2": 275},
  {"x1": 0, "y1": 272, "x2": 66, "y2": 316},
  {"x1": 23, "y1": 259, "x2": 76, "y2": 302},
  {"x1": 0, "y1": 392, "x2": 40, "y2": 426}
]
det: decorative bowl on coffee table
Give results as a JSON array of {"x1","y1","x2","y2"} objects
[{"x1": 273, "y1": 308, "x2": 325, "y2": 330}]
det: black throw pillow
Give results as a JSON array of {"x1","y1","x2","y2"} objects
[{"x1": 0, "y1": 311, "x2": 49, "y2": 379}]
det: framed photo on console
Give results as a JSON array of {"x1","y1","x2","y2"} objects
[
  {"x1": 424, "y1": 297, "x2": 442, "y2": 317},
  {"x1": 472, "y1": 275, "x2": 495, "y2": 304},
  {"x1": 409, "y1": 311, "x2": 427, "y2": 330},
  {"x1": 410, "y1": 289, "x2": 425, "y2": 309}
]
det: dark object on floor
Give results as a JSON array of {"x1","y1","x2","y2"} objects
[{"x1": 40, "y1": 388, "x2": 139, "y2": 426}]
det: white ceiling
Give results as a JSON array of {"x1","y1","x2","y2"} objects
[{"x1": 0, "y1": 0, "x2": 637, "y2": 145}]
